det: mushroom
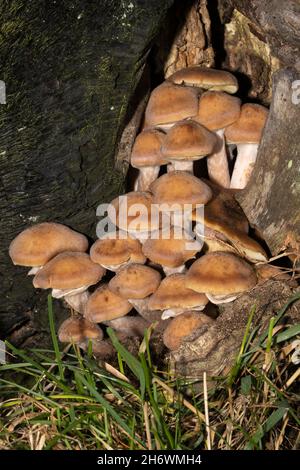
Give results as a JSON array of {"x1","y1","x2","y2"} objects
[
  {"x1": 142, "y1": 226, "x2": 201, "y2": 275},
  {"x1": 144, "y1": 81, "x2": 199, "y2": 131},
  {"x1": 108, "y1": 264, "x2": 161, "y2": 315},
  {"x1": 148, "y1": 274, "x2": 208, "y2": 319},
  {"x1": 168, "y1": 66, "x2": 238, "y2": 94},
  {"x1": 58, "y1": 316, "x2": 103, "y2": 351},
  {"x1": 185, "y1": 251, "x2": 257, "y2": 305},
  {"x1": 84, "y1": 284, "x2": 132, "y2": 323},
  {"x1": 90, "y1": 230, "x2": 146, "y2": 272},
  {"x1": 163, "y1": 311, "x2": 213, "y2": 351},
  {"x1": 195, "y1": 91, "x2": 241, "y2": 188},
  {"x1": 161, "y1": 119, "x2": 218, "y2": 173},
  {"x1": 192, "y1": 191, "x2": 267, "y2": 263},
  {"x1": 193, "y1": 189, "x2": 249, "y2": 234},
  {"x1": 131, "y1": 128, "x2": 167, "y2": 191},
  {"x1": 150, "y1": 171, "x2": 213, "y2": 228},
  {"x1": 104, "y1": 316, "x2": 150, "y2": 338},
  {"x1": 9, "y1": 222, "x2": 88, "y2": 275},
  {"x1": 109, "y1": 191, "x2": 160, "y2": 243},
  {"x1": 33, "y1": 252, "x2": 105, "y2": 312},
  {"x1": 225, "y1": 103, "x2": 269, "y2": 189}
]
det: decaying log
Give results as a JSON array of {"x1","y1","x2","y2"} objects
[
  {"x1": 236, "y1": 68, "x2": 300, "y2": 258},
  {"x1": 172, "y1": 279, "x2": 300, "y2": 379}
]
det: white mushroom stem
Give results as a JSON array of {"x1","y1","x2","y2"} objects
[
  {"x1": 52, "y1": 286, "x2": 90, "y2": 315},
  {"x1": 127, "y1": 230, "x2": 150, "y2": 244},
  {"x1": 167, "y1": 160, "x2": 194, "y2": 173},
  {"x1": 104, "y1": 316, "x2": 149, "y2": 337},
  {"x1": 163, "y1": 264, "x2": 186, "y2": 276},
  {"x1": 206, "y1": 293, "x2": 238, "y2": 305},
  {"x1": 128, "y1": 297, "x2": 163, "y2": 322},
  {"x1": 135, "y1": 166, "x2": 161, "y2": 191},
  {"x1": 64, "y1": 290, "x2": 90, "y2": 315},
  {"x1": 161, "y1": 304, "x2": 206, "y2": 320},
  {"x1": 28, "y1": 266, "x2": 42, "y2": 275},
  {"x1": 207, "y1": 129, "x2": 230, "y2": 188},
  {"x1": 230, "y1": 143, "x2": 259, "y2": 189}
]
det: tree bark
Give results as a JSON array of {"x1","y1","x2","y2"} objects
[
  {"x1": 236, "y1": 68, "x2": 300, "y2": 258},
  {"x1": 172, "y1": 279, "x2": 300, "y2": 380},
  {"x1": 0, "y1": 0, "x2": 174, "y2": 343}
]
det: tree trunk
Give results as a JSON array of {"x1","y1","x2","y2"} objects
[
  {"x1": 236, "y1": 68, "x2": 300, "y2": 258},
  {"x1": 0, "y1": 0, "x2": 174, "y2": 344}
]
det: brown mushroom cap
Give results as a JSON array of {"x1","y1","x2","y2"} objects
[
  {"x1": 142, "y1": 227, "x2": 199, "y2": 268},
  {"x1": 109, "y1": 191, "x2": 159, "y2": 233},
  {"x1": 148, "y1": 274, "x2": 208, "y2": 310},
  {"x1": 196, "y1": 91, "x2": 241, "y2": 131},
  {"x1": 58, "y1": 316, "x2": 103, "y2": 343},
  {"x1": 185, "y1": 251, "x2": 257, "y2": 295},
  {"x1": 90, "y1": 234, "x2": 146, "y2": 267},
  {"x1": 161, "y1": 120, "x2": 218, "y2": 161},
  {"x1": 225, "y1": 103, "x2": 269, "y2": 144},
  {"x1": 150, "y1": 171, "x2": 213, "y2": 207},
  {"x1": 9, "y1": 222, "x2": 88, "y2": 267},
  {"x1": 193, "y1": 191, "x2": 249, "y2": 234},
  {"x1": 109, "y1": 264, "x2": 161, "y2": 299},
  {"x1": 84, "y1": 284, "x2": 132, "y2": 322},
  {"x1": 218, "y1": 226, "x2": 268, "y2": 262},
  {"x1": 163, "y1": 311, "x2": 213, "y2": 350},
  {"x1": 131, "y1": 129, "x2": 167, "y2": 168},
  {"x1": 168, "y1": 67, "x2": 238, "y2": 94},
  {"x1": 33, "y1": 252, "x2": 105, "y2": 290},
  {"x1": 144, "y1": 81, "x2": 199, "y2": 128},
  {"x1": 193, "y1": 192, "x2": 266, "y2": 262}
]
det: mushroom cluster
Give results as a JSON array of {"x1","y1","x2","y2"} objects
[{"x1": 9, "y1": 66, "x2": 275, "y2": 358}]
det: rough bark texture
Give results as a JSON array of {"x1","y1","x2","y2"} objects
[
  {"x1": 172, "y1": 280, "x2": 300, "y2": 379},
  {"x1": 0, "y1": 0, "x2": 174, "y2": 343},
  {"x1": 236, "y1": 69, "x2": 300, "y2": 257}
]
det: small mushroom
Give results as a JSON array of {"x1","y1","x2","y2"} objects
[
  {"x1": 33, "y1": 252, "x2": 105, "y2": 312},
  {"x1": 225, "y1": 103, "x2": 269, "y2": 189},
  {"x1": 185, "y1": 251, "x2": 257, "y2": 304},
  {"x1": 168, "y1": 66, "x2": 238, "y2": 94},
  {"x1": 148, "y1": 274, "x2": 208, "y2": 319},
  {"x1": 163, "y1": 311, "x2": 213, "y2": 350},
  {"x1": 142, "y1": 226, "x2": 201, "y2": 275},
  {"x1": 195, "y1": 91, "x2": 241, "y2": 188},
  {"x1": 58, "y1": 316, "x2": 103, "y2": 351},
  {"x1": 131, "y1": 128, "x2": 167, "y2": 191},
  {"x1": 84, "y1": 284, "x2": 132, "y2": 323},
  {"x1": 108, "y1": 264, "x2": 161, "y2": 314},
  {"x1": 109, "y1": 191, "x2": 160, "y2": 243},
  {"x1": 161, "y1": 119, "x2": 218, "y2": 173},
  {"x1": 150, "y1": 171, "x2": 213, "y2": 212},
  {"x1": 9, "y1": 222, "x2": 88, "y2": 275},
  {"x1": 144, "y1": 81, "x2": 199, "y2": 131},
  {"x1": 90, "y1": 231, "x2": 146, "y2": 272}
]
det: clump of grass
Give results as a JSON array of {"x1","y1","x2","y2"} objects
[{"x1": 0, "y1": 294, "x2": 299, "y2": 450}]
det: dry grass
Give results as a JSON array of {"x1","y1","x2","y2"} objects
[{"x1": 0, "y1": 295, "x2": 299, "y2": 450}]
